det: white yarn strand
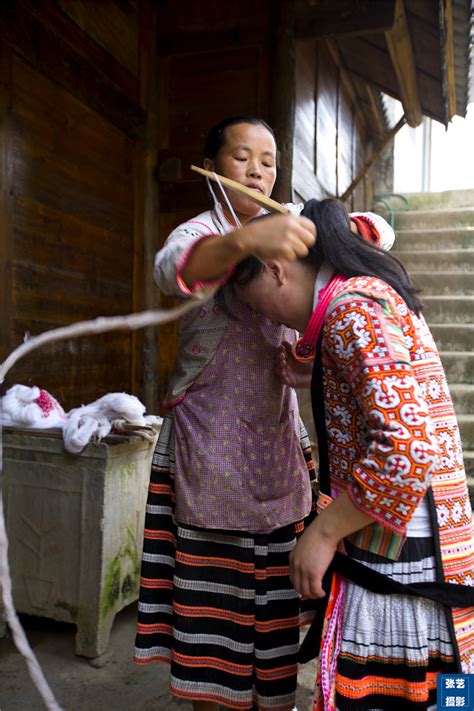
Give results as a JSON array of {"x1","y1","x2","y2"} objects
[
  {"x1": 0, "y1": 289, "x2": 213, "y2": 710},
  {"x1": 212, "y1": 172, "x2": 242, "y2": 229}
]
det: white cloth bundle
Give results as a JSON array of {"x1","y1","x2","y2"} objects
[
  {"x1": 1, "y1": 385, "x2": 162, "y2": 454},
  {"x1": 1, "y1": 385, "x2": 67, "y2": 429},
  {"x1": 62, "y1": 392, "x2": 161, "y2": 454}
]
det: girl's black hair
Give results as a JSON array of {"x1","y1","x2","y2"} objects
[
  {"x1": 204, "y1": 115, "x2": 275, "y2": 159},
  {"x1": 232, "y1": 198, "x2": 423, "y2": 316}
]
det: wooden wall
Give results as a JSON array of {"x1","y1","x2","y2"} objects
[
  {"x1": 0, "y1": 0, "x2": 157, "y2": 411},
  {"x1": 293, "y1": 39, "x2": 373, "y2": 209},
  {"x1": 0, "y1": 0, "x2": 377, "y2": 414},
  {"x1": 154, "y1": 1, "x2": 272, "y2": 403}
]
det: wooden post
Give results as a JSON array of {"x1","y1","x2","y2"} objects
[
  {"x1": 0, "y1": 43, "x2": 13, "y2": 365},
  {"x1": 269, "y1": 0, "x2": 296, "y2": 203},
  {"x1": 439, "y1": 0, "x2": 457, "y2": 124},
  {"x1": 134, "y1": 0, "x2": 160, "y2": 411},
  {"x1": 340, "y1": 115, "x2": 407, "y2": 203}
]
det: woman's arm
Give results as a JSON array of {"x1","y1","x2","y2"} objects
[{"x1": 181, "y1": 213, "x2": 315, "y2": 286}]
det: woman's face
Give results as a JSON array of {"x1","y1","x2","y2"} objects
[{"x1": 204, "y1": 122, "x2": 277, "y2": 222}]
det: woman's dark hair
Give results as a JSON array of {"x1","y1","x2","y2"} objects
[
  {"x1": 204, "y1": 115, "x2": 275, "y2": 159},
  {"x1": 233, "y1": 198, "x2": 423, "y2": 316}
]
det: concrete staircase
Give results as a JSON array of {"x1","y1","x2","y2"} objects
[{"x1": 383, "y1": 189, "x2": 474, "y2": 478}]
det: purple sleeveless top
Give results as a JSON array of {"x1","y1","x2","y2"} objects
[{"x1": 172, "y1": 299, "x2": 312, "y2": 533}]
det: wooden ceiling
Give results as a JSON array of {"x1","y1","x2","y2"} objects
[{"x1": 293, "y1": 0, "x2": 471, "y2": 126}]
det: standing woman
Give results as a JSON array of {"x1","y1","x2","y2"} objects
[
  {"x1": 134, "y1": 116, "x2": 318, "y2": 711},
  {"x1": 232, "y1": 198, "x2": 474, "y2": 711}
]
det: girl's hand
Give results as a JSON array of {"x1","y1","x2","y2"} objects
[
  {"x1": 241, "y1": 213, "x2": 316, "y2": 262},
  {"x1": 289, "y1": 519, "x2": 337, "y2": 599},
  {"x1": 276, "y1": 341, "x2": 313, "y2": 388}
]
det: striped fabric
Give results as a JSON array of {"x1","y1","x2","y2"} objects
[
  {"x1": 331, "y1": 538, "x2": 457, "y2": 711},
  {"x1": 135, "y1": 414, "x2": 316, "y2": 710}
]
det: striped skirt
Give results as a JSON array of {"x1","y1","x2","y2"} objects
[
  {"x1": 135, "y1": 413, "x2": 315, "y2": 710},
  {"x1": 328, "y1": 538, "x2": 457, "y2": 711}
]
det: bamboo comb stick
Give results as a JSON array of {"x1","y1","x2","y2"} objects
[{"x1": 190, "y1": 165, "x2": 288, "y2": 214}]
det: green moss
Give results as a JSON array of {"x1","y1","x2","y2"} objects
[
  {"x1": 100, "y1": 526, "x2": 141, "y2": 617},
  {"x1": 121, "y1": 574, "x2": 134, "y2": 597},
  {"x1": 54, "y1": 600, "x2": 78, "y2": 620}
]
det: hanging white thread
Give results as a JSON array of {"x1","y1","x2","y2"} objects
[
  {"x1": 0, "y1": 289, "x2": 213, "y2": 711},
  {"x1": 206, "y1": 174, "x2": 268, "y2": 269},
  {"x1": 211, "y1": 173, "x2": 242, "y2": 229}
]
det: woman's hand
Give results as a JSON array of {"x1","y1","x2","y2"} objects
[
  {"x1": 289, "y1": 519, "x2": 337, "y2": 599},
  {"x1": 276, "y1": 341, "x2": 313, "y2": 388},
  {"x1": 290, "y1": 491, "x2": 373, "y2": 598},
  {"x1": 239, "y1": 213, "x2": 316, "y2": 262}
]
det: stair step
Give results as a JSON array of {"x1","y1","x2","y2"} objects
[
  {"x1": 423, "y1": 295, "x2": 474, "y2": 323},
  {"x1": 391, "y1": 188, "x2": 474, "y2": 210},
  {"x1": 429, "y1": 324, "x2": 474, "y2": 351},
  {"x1": 464, "y1": 452, "x2": 474, "y2": 478},
  {"x1": 458, "y1": 415, "x2": 474, "y2": 451},
  {"x1": 395, "y1": 228, "x2": 474, "y2": 250},
  {"x1": 393, "y1": 208, "x2": 474, "y2": 230},
  {"x1": 409, "y1": 271, "x2": 474, "y2": 295},
  {"x1": 393, "y1": 248, "x2": 474, "y2": 272},
  {"x1": 448, "y1": 384, "x2": 474, "y2": 414},
  {"x1": 440, "y1": 351, "x2": 474, "y2": 383}
]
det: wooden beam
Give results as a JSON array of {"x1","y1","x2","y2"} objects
[
  {"x1": 294, "y1": 0, "x2": 397, "y2": 39},
  {"x1": 340, "y1": 115, "x2": 407, "y2": 202},
  {"x1": 439, "y1": 0, "x2": 457, "y2": 123},
  {"x1": 385, "y1": 0, "x2": 422, "y2": 127}
]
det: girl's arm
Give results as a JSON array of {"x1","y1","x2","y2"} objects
[{"x1": 290, "y1": 491, "x2": 372, "y2": 598}]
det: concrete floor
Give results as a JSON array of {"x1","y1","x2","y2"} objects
[{"x1": 0, "y1": 605, "x2": 317, "y2": 711}]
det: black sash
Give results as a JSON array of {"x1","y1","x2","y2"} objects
[{"x1": 299, "y1": 334, "x2": 474, "y2": 664}]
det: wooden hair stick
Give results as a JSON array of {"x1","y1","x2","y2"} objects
[{"x1": 190, "y1": 165, "x2": 288, "y2": 214}]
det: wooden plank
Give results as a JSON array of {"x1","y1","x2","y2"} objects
[
  {"x1": 327, "y1": 40, "x2": 382, "y2": 139},
  {"x1": 56, "y1": 0, "x2": 140, "y2": 78},
  {"x1": 316, "y1": 43, "x2": 338, "y2": 196},
  {"x1": 340, "y1": 115, "x2": 407, "y2": 202},
  {"x1": 294, "y1": 0, "x2": 397, "y2": 38},
  {"x1": 294, "y1": 40, "x2": 317, "y2": 182},
  {"x1": 3, "y1": 50, "x2": 138, "y2": 408},
  {"x1": 337, "y1": 36, "x2": 399, "y2": 97},
  {"x1": 269, "y1": 0, "x2": 296, "y2": 202},
  {"x1": 385, "y1": 0, "x2": 422, "y2": 126},
  {"x1": 5, "y1": 331, "x2": 132, "y2": 409},
  {"x1": 439, "y1": 0, "x2": 457, "y2": 123},
  {"x1": 337, "y1": 84, "x2": 353, "y2": 197},
  {"x1": 404, "y1": 0, "x2": 439, "y2": 28},
  {"x1": 0, "y1": 2, "x2": 145, "y2": 140},
  {"x1": 168, "y1": 48, "x2": 261, "y2": 150},
  {"x1": 20, "y1": 0, "x2": 139, "y2": 98},
  {"x1": 155, "y1": 0, "x2": 270, "y2": 55},
  {"x1": 405, "y1": 10, "x2": 442, "y2": 79}
]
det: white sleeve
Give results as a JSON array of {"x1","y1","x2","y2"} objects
[{"x1": 154, "y1": 218, "x2": 217, "y2": 297}]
